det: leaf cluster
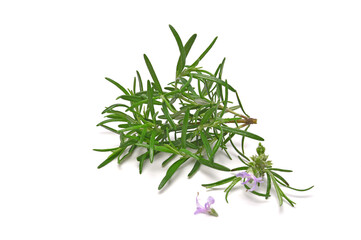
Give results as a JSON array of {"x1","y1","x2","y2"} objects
[
  {"x1": 95, "y1": 25, "x2": 262, "y2": 190},
  {"x1": 202, "y1": 143, "x2": 314, "y2": 206}
]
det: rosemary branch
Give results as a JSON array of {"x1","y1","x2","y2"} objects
[{"x1": 95, "y1": 24, "x2": 313, "y2": 208}]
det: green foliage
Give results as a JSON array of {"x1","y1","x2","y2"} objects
[
  {"x1": 95, "y1": 25, "x2": 312, "y2": 207},
  {"x1": 203, "y1": 143, "x2": 314, "y2": 207},
  {"x1": 95, "y1": 24, "x2": 261, "y2": 190}
]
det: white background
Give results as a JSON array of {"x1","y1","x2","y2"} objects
[{"x1": 1, "y1": 0, "x2": 360, "y2": 239}]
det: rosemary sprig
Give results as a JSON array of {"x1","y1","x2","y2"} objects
[
  {"x1": 95, "y1": 25, "x2": 262, "y2": 190},
  {"x1": 202, "y1": 143, "x2": 314, "y2": 206},
  {"x1": 95, "y1": 25, "x2": 313, "y2": 207}
]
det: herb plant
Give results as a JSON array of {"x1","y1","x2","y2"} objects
[
  {"x1": 202, "y1": 143, "x2": 313, "y2": 206},
  {"x1": 95, "y1": 25, "x2": 313, "y2": 207}
]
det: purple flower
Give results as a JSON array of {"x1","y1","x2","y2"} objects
[
  {"x1": 236, "y1": 171, "x2": 263, "y2": 192},
  {"x1": 194, "y1": 193, "x2": 218, "y2": 217}
]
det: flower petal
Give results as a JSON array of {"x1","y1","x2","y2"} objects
[
  {"x1": 194, "y1": 207, "x2": 207, "y2": 215},
  {"x1": 236, "y1": 171, "x2": 251, "y2": 178},
  {"x1": 205, "y1": 202, "x2": 210, "y2": 210},
  {"x1": 196, "y1": 194, "x2": 202, "y2": 208},
  {"x1": 249, "y1": 183, "x2": 257, "y2": 192},
  {"x1": 207, "y1": 196, "x2": 215, "y2": 205},
  {"x1": 241, "y1": 177, "x2": 251, "y2": 185}
]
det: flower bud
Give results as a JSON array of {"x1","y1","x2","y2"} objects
[
  {"x1": 256, "y1": 143, "x2": 265, "y2": 155},
  {"x1": 209, "y1": 208, "x2": 218, "y2": 217}
]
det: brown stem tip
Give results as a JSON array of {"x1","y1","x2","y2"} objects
[{"x1": 235, "y1": 118, "x2": 257, "y2": 125}]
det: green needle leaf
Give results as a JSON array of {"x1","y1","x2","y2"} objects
[
  {"x1": 265, "y1": 172, "x2": 272, "y2": 199},
  {"x1": 211, "y1": 128, "x2": 223, "y2": 160},
  {"x1": 190, "y1": 36, "x2": 218, "y2": 68},
  {"x1": 147, "y1": 80, "x2": 156, "y2": 123},
  {"x1": 118, "y1": 95, "x2": 143, "y2": 102},
  {"x1": 169, "y1": 25, "x2": 186, "y2": 77},
  {"x1": 236, "y1": 91, "x2": 249, "y2": 117},
  {"x1": 158, "y1": 157, "x2": 188, "y2": 190},
  {"x1": 188, "y1": 161, "x2": 201, "y2": 177},
  {"x1": 181, "y1": 108, "x2": 190, "y2": 149},
  {"x1": 118, "y1": 123, "x2": 152, "y2": 133},
  {"x1": 136, "y1": 70, "x2": 143, "y2": 91},
  {"x1": 137, "y1": 152, "x2": 149, "y2": 174},
  {"x1": 230, "y1": 166, "x2": 249, "y2": 171},
  {"x1": 276, "y1": 181, "x2": 314, "y2": 192},
  {"x1": 268, "y1": 168, "x2": 293, "y2": 172},
  {"x1": 199, "y1": 158, "x2": 231, "y2": 172},
  {"x1": 184, "y1": 34, "x2": 197, "y2": 56},
  {"x1": 225, "y1": 178, "x2": 241, "y2": 203},
  {"x1": 105, "y1": 77, "x2": 130, "y2": 96},
  {"x1": 193, "y1": 73, "x2": 236, "y2": 92},
  {"x1": 93, "y1": 147, "x2": 120, "y2": 152},
  {"x1": 200, "y1": 106, "x2": 216, "y2": 125},
  {"x1": 119, "y1": 145, "x2": 137, "y2": 163},
  {"x1": 202, "y1": 176, "x2": 237, "y2": 188},
  {"x1": 243, "y1": 185, "x2": 268, "y2": 197},
  {"x1": 268, "y1": 171, "x2": 284, "y2": 206},
  {"x1": 102, "y1": 104, "x2": 126, "y2": 114},
  {"x1": 155, "y1": 145, "x2": 178, "y2": 154},
  {"x1": 149, "y1": 131, "x2": 156, "y2": 163},
  {"x1": 144, "y1": 54, "x2": 163, "y2": 94},
  {"x1": 162, "y1": 102, "x2": 176, "y2": 129},
  {"x1": 220, "y1": 126, "x2": 264, "y2": 141},
  {"x1": 200, "y1": 130, "x2": 212, "y2": 160},
  {"x1": 219, "y1": 80, "x2": 229, "y2": 117},
  {"x1": 162, "y1": 153, "x2": 177, "y2": 167},
  {"x1": 271, "y1": 171, "x2": 290, "y2": 186},
  {"x1": 180, "y1": 149, "x2": 230, "y2": 171},
  {"x1": 97, "y1": 148, "x2": 123, "y2": 169},
  {"x1": 96, "y1": 118, "x2": 127, "y2": 126},
  {"x1": 133, "y1": 77, "x2": 137, "y2": 93},
  {"x1": 241, "y1": 125, "x2": 250, "y2": 154},
  {"x1": 179, "y1": 75, "x2": 194, "y2": 93},
  {"x1": 97, "y1": 124, "x2": 119, "y2": 134},
  {"x1": 218, "y1": 58, "x2": 226, "y2": 79}
]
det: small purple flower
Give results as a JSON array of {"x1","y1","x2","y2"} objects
[
  {"x1": 236, "y1": 171, "x2": 263, "y2": 192},
  {"x1": 194, "y1": 193, "x2": 218, "y2": 217}
]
